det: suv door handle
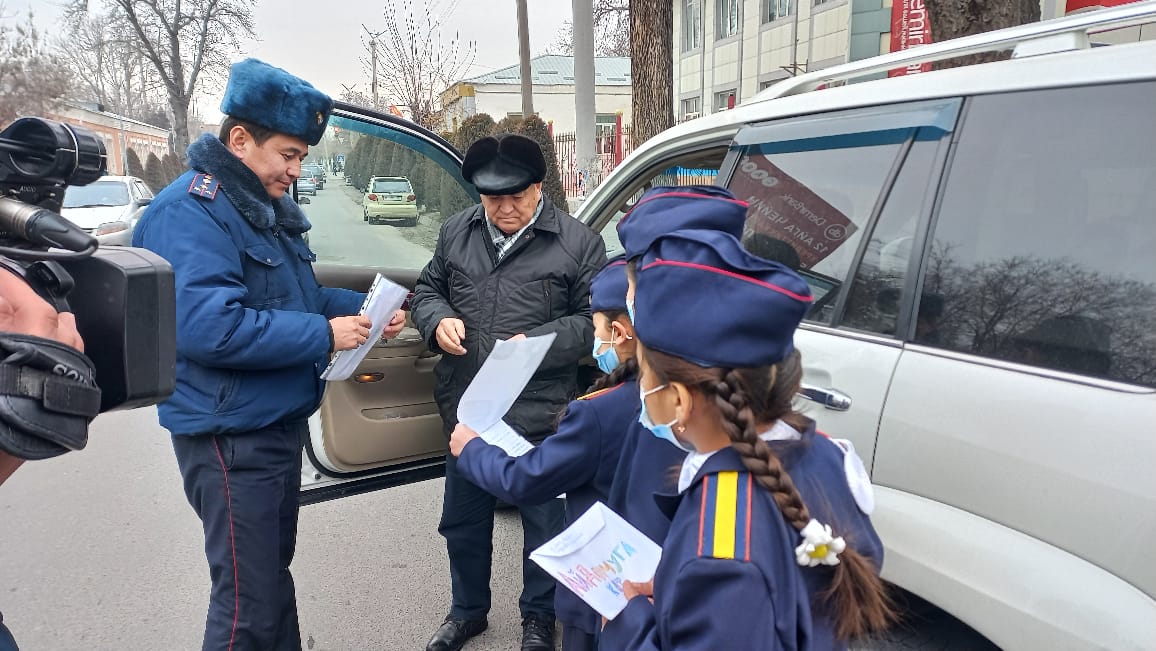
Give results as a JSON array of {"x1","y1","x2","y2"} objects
[{"x1": 798, "y1": 384, "x2": 853, "y2": 411}]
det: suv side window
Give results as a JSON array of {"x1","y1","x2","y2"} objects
[
  {"x1": 916, "y1": 82, "x2": 1156, "y2": 386},
  {"x1": 727, "y1": 100, "x2": 962, "y2": 325},
  {"x1": 595, "y1": 150, "x2": 726, "y2": 258}
]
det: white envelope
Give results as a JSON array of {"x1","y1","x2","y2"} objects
[{"x1": 530, "y1": 502, "x2": 662, "y2": 620}]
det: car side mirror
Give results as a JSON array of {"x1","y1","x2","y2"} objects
[{"x1": 299, "y1": 197, "x2": 311, "y2": 204}]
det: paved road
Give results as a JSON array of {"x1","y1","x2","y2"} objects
[{"x1": 300, "y1": 179, "x2": 434, "y2": 270}]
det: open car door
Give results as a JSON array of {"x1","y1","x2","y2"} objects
[{"x1": 295, "y1": 102, "x2": 478, "y2": 505}]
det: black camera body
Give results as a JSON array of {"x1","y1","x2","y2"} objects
[{"x1": 0, "y1": 117, "x2": 176, "y2": 414}]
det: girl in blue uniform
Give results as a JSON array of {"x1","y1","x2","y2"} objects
[
  {"x1": 601, "y1": 227, "x2": 894, "y2": 651},
  {"x1": 448, "y1": 256, "x2": 646, "y2": 651}
]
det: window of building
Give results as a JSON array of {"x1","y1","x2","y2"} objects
[
  {"x1": 764, "y1": 0, "x2": 792, "y2": 22},
  {"x1": 716, "y1": 0, "x2": 740, "y2": 39},
  {"x1": 684, "y1": 0, "x2": 702, "y2": 50},
  {"x1": 914, "y1": 82, "x2": 1156, "y2": 386},
  {"x1": 681, "y1": 97, "x2": 702, "y2": 120},
  {"x1": 714, "y1": 90, "x2": 738, "y2": 112}
]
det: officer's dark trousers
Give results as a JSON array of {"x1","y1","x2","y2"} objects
[
  {"x1": 440, "y1": 451, "x2": 565, "y2": 621},
  {"x1": 173, "y1": 422, "x2": 307, "y2": 651}
]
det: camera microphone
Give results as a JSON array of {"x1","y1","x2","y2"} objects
[{"x1": 0, "y1": 197, "x2": 98, "y2": 253}]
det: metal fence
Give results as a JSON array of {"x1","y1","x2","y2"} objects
[{"x1": 552, "y1": 114, "x2": 634, "y2": 198}]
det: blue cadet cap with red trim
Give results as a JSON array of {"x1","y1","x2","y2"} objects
[
  {"x1": 220, "y1": 58, "x2": 333, "y2": 145},
  {"x1": 616, "y1": 185, "x2": 748, "y2": 260},
  {"x1": 634, "y1": 228, "x2": 813, "y2": 368},
  {"x1": 591, "y1": 255, "x2": 629, "y2": 313}
]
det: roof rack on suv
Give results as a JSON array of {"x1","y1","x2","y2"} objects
[{"x1": 752, "y1": 0, "x2": 1156, "y2": 103}]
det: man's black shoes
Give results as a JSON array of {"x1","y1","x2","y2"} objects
[
  {"x1": 520, "y1": 615, "x2": 556, "y2": 651},
  {"x1": 425, "y1": 616, "x2": 488, "y2": 651}
]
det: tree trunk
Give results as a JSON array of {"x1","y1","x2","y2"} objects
[
  {"x1": 170, "y1": 94, "x2": 191, "y2": 160},
  {"x1": 630, "y1": 0, "x2": 673, "y2": 145},
  {"x1": 924, "y1": 0, "x2": 1040, "y2": 69}
]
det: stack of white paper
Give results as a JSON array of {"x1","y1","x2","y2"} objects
[
  {"x1": 530, "y1": 502, "x2": 663, "y2": 620},
  {"x1": 321, "y1": 273, "x2": 409, "y2": 381},
  {"x1": 456, "y1": 333, "x2": 556, "y2": 457}
]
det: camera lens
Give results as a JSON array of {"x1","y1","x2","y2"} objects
[{"x1": 0, "y1": 118, "x2": 107, "y2": 186}]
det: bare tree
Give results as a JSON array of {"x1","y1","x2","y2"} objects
[
  {"x1": 364, "y1": 0, "x2": 475, "y2": 131},
  {"x1": 630, "y1": 0, "x2": 673, "y2": 145},
  {"x1": 550, "y1": 1, "x2": 630, "y2": 57},
  {"x1": 64, "y1": 0, "x2": 257, "y2": 158},
  {"x1": 0, "y1": 7, "x2": 71, "y2": 126},
  {"x1": 924, "y1": 0, "x2": 1040, "y2": 68},
  {"x1": 54, "y1": 12, "x2": 169, "y2": 127}
]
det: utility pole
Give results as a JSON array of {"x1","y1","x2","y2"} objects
[
  {"x1": 516, "y1": 0, "x2": 534, "y2": 117},
  {"x1": 573, "y1": 0, "x2": 596, "y2": 195},
  {"x1": 363, "y1": 25, "x2": 384, "y2": 108}
]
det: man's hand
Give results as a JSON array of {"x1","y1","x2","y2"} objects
[
  {"x1": 435, "y1": 317, "x2": 467, "y2": 355},
  {"x1": 448, "y1": 423, "x2": 480, "y2": 457},
  {"x1": 330, "y1": 315, "x2": 372, "y2": 351},
  {"x1": 0, "y1": 270, "x2": 84, "y2": 351},
  {"x1": 381, "y1": 309, "x2": 407, "y2": 341}
]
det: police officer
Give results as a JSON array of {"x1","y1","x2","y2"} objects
[
  {"x1": 133, "y1": 59, "x2": 405, "y2": 650},
  {"x1": 411, "y1": 134, "x2": 606, "y2": 651}
]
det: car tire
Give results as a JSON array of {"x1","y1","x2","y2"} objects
[{"x1": 405, "y1": 217, "x2": 418, "y2": 227}]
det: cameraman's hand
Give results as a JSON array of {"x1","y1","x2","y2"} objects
[
  {"x1": 0, "y1": 269, "x2": 83, "y2": 351},
  {"x1": 330, "y1": 315, "x2": 372, "y2": 351}
]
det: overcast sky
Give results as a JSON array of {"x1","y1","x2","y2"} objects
[{"x1": 17, "y1": 0, "x2": 573, "y2": 121}]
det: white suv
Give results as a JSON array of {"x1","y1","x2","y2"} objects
[{"x1": 574, "y1": 5, "x2": 1156, "y2": 648}]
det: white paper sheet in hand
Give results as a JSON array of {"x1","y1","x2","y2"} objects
[
  {"x1": 456, "y1": 333, "x2": 557, "y2": 431},
  {"x1": 530, "y1": 502, "x2": 662, "y2": 620},
  {"x1": 477, "y1": 419, "x2": 534, "y2": 457},
  {"x1": 321, "y1": 273, "x2": 408, "y2": 381}
]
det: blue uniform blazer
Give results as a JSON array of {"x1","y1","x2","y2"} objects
[
  {"x1": 602, "y1": 425, "x2": 883, "y2": 651},
  {"x1": 456, "y1": 377, "x2": 640, "y2": 635}
]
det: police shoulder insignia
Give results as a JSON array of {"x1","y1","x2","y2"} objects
[
  {"x1": 577, "y1": 383, "x2": 623, "y2": 401},
  {"x1": 697, "y1": 471, "x2": 755, "y2": 561},
  {"x1": 188, "y1": 173, "x2": 220, "y2": 200}
]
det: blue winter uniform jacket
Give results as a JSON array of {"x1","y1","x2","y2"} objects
[
  {"x1": 456, "y1": 376, "x2": 640, "y2": 636},
  {"x1": 601, "y1": 424, "x2": 883, "y2": 651},
  {"x1": 606, "y1": 419, "x2": 686, "y2": 547},
  {"x1": 132, "y1": 135, "x2": 365, "y2": 436}
]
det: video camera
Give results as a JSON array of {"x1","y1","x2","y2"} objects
[{"x1": 0, "y1": 117, "x2": 176, "y2": 458}]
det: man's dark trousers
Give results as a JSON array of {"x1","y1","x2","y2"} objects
[
  {"x1": 173, "y1": 421, "x2": 307, "y2": 651},
  {"x1": 440, "y1": 451, "x2": 566, "y2": 621}
]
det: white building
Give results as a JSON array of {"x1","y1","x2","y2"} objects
[
  {"x1": 441, "y1": 55, "x2": 632, "y2": 134},
  {"x1": 673, "y1": 0, "x2": 1154, "y2": 121}
]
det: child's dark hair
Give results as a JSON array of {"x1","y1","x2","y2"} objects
[
  {"x1": 642, "y1": 346, "x2": 896, "y2": 640},
  {"x1": 585, "y1": 308, "x2": 639, "y2": 393}
]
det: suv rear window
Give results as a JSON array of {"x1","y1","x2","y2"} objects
[
  {"x1": 372, "y1": 180, "x2": 411, "y2": 193},
  {"x1": 916, "y1": 82, "x2": 1156, "y2": 387}
]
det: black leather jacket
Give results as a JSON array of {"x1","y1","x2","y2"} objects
[{"x1": 411, "y1": 198, "x2": 607, "y2": 440}]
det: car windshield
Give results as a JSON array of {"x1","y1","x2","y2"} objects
[
  {"x1": 63, "y1": 181, "x2": 130, "y2": 208},
  {"x1": 372, "y1": 180, "x2": 410, "y2": 193}
]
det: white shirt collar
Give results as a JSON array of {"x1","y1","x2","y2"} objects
[{"x1": 676, "y1": 421, "x2": 803, "y2": 493}]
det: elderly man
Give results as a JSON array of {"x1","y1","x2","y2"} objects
[
  {"x1": 133, "y1": 59, "x2": 405, "y2": 650},
  {"x1": 412, "y1": 134, "x2": 606, "y2": 651}
]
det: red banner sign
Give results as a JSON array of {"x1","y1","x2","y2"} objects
[
  {"x1": 889, "y1": 0, "x2": 933, "y2": 77},
  {"x1": 729, "y1": 155, "x2": 858, "y2": 270}
]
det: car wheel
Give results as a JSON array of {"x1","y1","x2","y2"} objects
[{"x1": 405, "y1": 217, "x2": 418, "y2": 227}]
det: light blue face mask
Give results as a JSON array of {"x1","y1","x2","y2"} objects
[
  {"x1": 592, "y1": 337, "x2": 620, "y2": 374},
  {"x1": 626, "y1": 299, "x2": 636, "y2": 324},
  {"x1": 638, "y1": 383, "x2": 694, "y2": 452}
]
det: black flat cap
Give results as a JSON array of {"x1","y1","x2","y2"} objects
[{"x1": 462, "y1": 134, "x2": 547, "y2": 195}]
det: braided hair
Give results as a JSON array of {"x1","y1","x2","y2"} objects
[{"x1": 643, "y1": 347, "x2": 896, "y2": 641}]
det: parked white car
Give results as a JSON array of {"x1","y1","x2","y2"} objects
[{"x1": 60, "y1": 175, "x2": 154, "y2": 246}]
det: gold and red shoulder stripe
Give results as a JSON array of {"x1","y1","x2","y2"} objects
[{"x1": 577, "y1": 383, "x2": 625, "y2": 401}]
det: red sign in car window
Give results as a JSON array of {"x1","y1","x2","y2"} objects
[{"x1": 729, "y1": 154, "x2": 858, "y2": 269}]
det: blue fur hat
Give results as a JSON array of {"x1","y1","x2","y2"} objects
[
  {"x1": 591, "y1": 255, "x2": 629, "y2": 313},
  {"x1": 220, "y1": 59, "x2": 333, "y2": 145},
  {"x1": 617, "y1": 185, "x2": 748, "y2": 260},
  {"x1": 633, "y1": 229, "x2": 812, "y2": 368}
]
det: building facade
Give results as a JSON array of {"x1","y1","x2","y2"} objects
[
  {"x1": 441, "y1": 55, "x2": 632, "y2": 134},
  {"x1": 673, "y1": 0, "x2": 1154, "y2": 121},
  {"x1": 47, "y1": 102, "x2": 170, "y2": 176}
]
